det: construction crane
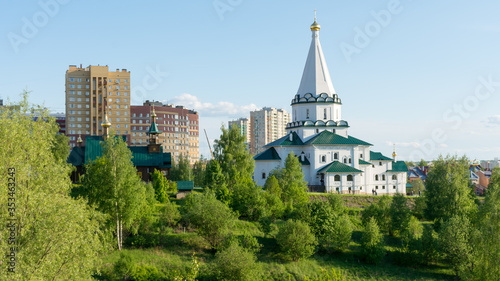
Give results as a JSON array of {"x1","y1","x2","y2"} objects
[{"x1": 204, "y1": 129, "x2": 214, "y2": 159}]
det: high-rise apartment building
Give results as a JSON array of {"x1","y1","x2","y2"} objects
[
  {"x1": 65, "y1": 65, "x2": 131, "y2": 147},
  {"x1": 250, "y1": 107, "x2": 290, "y2": 155},
  {"x1": 130, "y1": 100, "x2": 199, "y2": 165},
  {"x1": 228, "y1": 117, "x2": 250, "y2": 149}
]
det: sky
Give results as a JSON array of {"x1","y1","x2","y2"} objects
[{"x1": 1, "y1": 0, "x2": 500, "y2": 162}]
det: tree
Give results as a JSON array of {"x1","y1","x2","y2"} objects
[
  {"x1": 171, "y1": 154, "x2": 192, "y2": 181},
  {"x1": 81, "y1": 133, "x2": 155, "y2": 250},
  {"x1": 262, "y1": 176, "x2": 285, "y2": 220},
  {"x1": 276, "y1": 219, "x2": 317, "y2": 261},
  {"x1": 159, "y1": 198, "x2": 181, "y2": 229},
  {"x1": 213, "y1": 125, "x2": 254, "y2": 190},
  {"x1": 324, "y1": 214, "x2": 353, "y2": 252},
  {"x1": 272, "y1": 152, "x2": 309, "y2": 206},
  {"x1": 470, "y1": 167, "x2": 500, "y2": 280},
  {"x1": 192, "y1": 158, "x2": 206, "y2": 187},
  {"x1": 51, "y1": 132, "x2": 70, "y2": 164},
  {"x1": 360, "y1": 217, "x2": 386, "y2": 264},
  {"x1": 0, "y1": 92, "x2": 106, "y2": 279},
  {"x1": 212, "y1": 242, "x2": 261, "y2": 281},
  {"x1": 204, "y1": 160, "x2": 230, "y2": 205},
  {"x1": 389, "y1": 193, "x2": 411, "y2": 236},
  {"x1": 362, "y1": 196, "x2": 392, "y2": 234},
  {"x1": 150, "y1": 169, "x2": 176, "y2": 203},
  {"x1": 417, "y1": 159, "x2": 427, "y2": 167},
  {"x1": 182, "y1": 192, "x2": 236, "y2": 249},
  {"x1": 424, "y1": 155, "x2": 475, "y2": 229},
  {"x1": 438, "y1": 215, "x2": 476, "y2": 278}
]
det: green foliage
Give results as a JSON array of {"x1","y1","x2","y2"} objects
[
  {"x1": 0, "y1": 92, "x2": 107, "y2": 280},
  {"x1": 417, "y1": 159, "x2": 427, "y2": 167},
  {"x1": 470, "y1": 167, "x2": 500, "y2": 280},
  {"x1": 192, "y1": 159, "x2": 206, "y2": 187},
  {"x1": 114, "y1": 252, "x2": 135, "y2": 280},
  {"x1": 412, "y1": 195, "x2": 426, "y2": 219},
  {"x1": 81, "y1": 133, "x2": 154, "y2": 249},
  {"x1": 389, "y1": 193, "x2": 411, "y2": 236},
  {"x1": 159, "y1": 198, "x2": 181, "y2": 229},
  {"x1": 438, "y1": 215, "x2": 476, "y2": 278},
  {"x1": 231, "y1": 182, "x2": 267, "y2": 221},
  {"x1": 418, "y1": 224, "x2": 440, "y2": 265},
  {"x1": 276, "y1": 220, "x2": 318, "y2": 261},
  {"x1": 263, "y1": 175, "x2": 285, "y2": 220},
  {"x1": 424, "y1": 155, "x2": 475, "y2": 229},
  {"x1": 411, "y1": 178, "x2": 425, "y2": 192},
  {"x1": 174, "y1": 253, "x2": 200, "y2": 281},
  {"x1": 182, "y1": 192, "x2": 236, "y2": 249},
  {"x1": 51, "y1": 132, "x2": 70, "y2": 164},
  {"x1": 238, "y1": 231, "x2": 263, "y2": 254},
  {"x1": 171, "y1": 154, "x2": 192, "y2": 181},
  {"x1": 212, "y1": 242, "x2": 261, "y2": 281},
  {"x1": 400, "y1": 216, "x2": 423, "y2": 251},
  {"x1": 204, "y1": 159, "x2": 231, "y2": 205},
  {"x1": 360, "y1": 217, "x2": 386, "y2": 264},
  {"x1": 150, "y1": 169, "x2": 176, "y2": 202},
  {"x1": 214, "y1": 125, "x2": 255, "y2": 190},
  {"x1": 273, "y1": 152, "x2": 309, "y2": 206},
  {"x1": 132, "y1": 264, "x2": 161, "y2": 281},
  {"x1": 362, "y1": 195, "x2": 392, "y2": 234},
  {"x1": 323, "y1": 214, "x2": 353, "y2": 252}
]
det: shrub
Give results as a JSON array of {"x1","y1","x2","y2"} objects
[
  {"x1": 212, "y1": 242, "x2": 261, "y2": 281},
  {"x1": 159, "y1": 199, "x2": 181, "y2": 229},
  {"x1": 276, "y1": 219, "x2": 317, "y2": 261},
  {"x1": 113, "y1": 252, "x2": 135, "y2": 280}
]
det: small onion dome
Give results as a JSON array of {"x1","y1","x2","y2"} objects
[
  {"x1": 310, "y1": 20, "x2": 320, "y2": 31},
  {"x1": 151, "y1": 108, "x2": 157, "y2": 118},
  {"x1": 77, "y1": 135, "x2": 83, "y2": 143},
  {"x1": 102, "y1": 114, "x2": 111, "y2": 128},
  {"x1": 392, "y1": 151, "x2": 397, "y2": 158}
]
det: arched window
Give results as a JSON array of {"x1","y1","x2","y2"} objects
[
  {"x1": 324, "y1": 108, "x2": 327, "y2": 119},
  {"x1": 334, "y1": 175, "x2": 340, "y2": 181},
  {"x1": 321, "y1": 155, "x2": 326, "y2": 162},
  {"x1": 382, "y1": 175, "x2": 386, "y2": 180},
  {"x1": 348, "y1": 158, "x2": 352, "y2": 164},
  {"x1": 343, "y1": 157, "x2": 347, "y2": 164},
  {"x1": 334, "y1": 153, "x2": 338, "y2": 160},
  {"x1": 347, "y1": 175, "x2": 353, "y2": 181},
  {"x1": 392, "y1": 175, "x2": 397, "y2": 180},
  {"x1": 375, "y1": 175, "x2": 379, "y2": 181},
  {"x1": 262, "y1": 172, "x2": 266, "y2": 179}
]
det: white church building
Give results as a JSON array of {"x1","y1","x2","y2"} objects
[{"x1": 254, "y1": 18, "x2": 408, "y2": 195}]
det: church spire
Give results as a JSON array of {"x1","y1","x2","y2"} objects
[{"x1": 296, "y1": 12, "x2": 336, "y2": 97}]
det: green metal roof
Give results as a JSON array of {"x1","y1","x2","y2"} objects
[
  {"x1": 359, "y1": 159, "x2": 372, "y2": 165},
  {"x1": 147, "y1": 121, "x2": 161, "y2": 134},
  {"x1": 304, "y1": 130, "x2": 372, "y2": 146},
  {"x1": 177, "y1": 181, "x2": 194, "y2": 190},
  {"x1": 406, "y1": 183, "x2": 413, "y2": 188},
  {"x1": 68, "y1": 135, "x2": 171, "y2": 168},
  {"x1": 317, "y1": 161, "x2": 363, "y2": 174},
  {"x1": 254, "y1": 147, "x2": 281, "y2": 161},
  {"x1": 129, "y1": 146, "x2": 172, "y2": 168},
  {"x1": 370, "y1": 151, "x2": 393, "y2": 161},
  {"x1": 264, "y1": 131, "x2": 304, "y2": 147},
  {"x1": 387, "y1": 161, "x2": 408, "y2": 172}
]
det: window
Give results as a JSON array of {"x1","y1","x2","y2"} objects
[
  {"x1": 69, "y1": 91, "x2": 75, "y2": 95},
  {"x1": 343, "y1": 157, "x2": 347, "y2": 164},
  {"x1": 77, "y1": 91, "x2": 82, "y2": 95},
  {"x1": 262, "y1": 172, "x2": 266, "y2": 179},
  {"x1": 382, "y1": 186, "x2": 385, "y2": 189},
  {"x1": 124, "y1": 79, "x2": 128, "y2": 83},
  {"x1": 69, "y1": 78, "x2": 75, "y2": 82},
  {"x1": 334, "y1": 153, "x2": 338, "y2": 160},
  {"x1": 393, "y1": 185, "x2": 396, "y2": 189},
  {"x1": 116, "y1": 85, "x2": 120, "y2": 89},
  {"x1": 86, "y1": 91, "x2": 89, "y2": 96},
  {"x1": 86, "y1": 78, "x2": 90, "y2": 82},
  {"x1": 348, "y1": 158, "x2": 352, "y2": 164},
  {"x1": 133, "y1": 113, "x2": 136, "y2": 117},
  {"x1": 379, "y1": 162, "x2": 382, "y2": 166},
  {"x1": 124, "y1": 92, "x2": 128, "y2": 96},
  {"x1": 77, "y1": 85, "x2": 82, "y2": 89},
  {"x1": 376, "y1": 186, "x2": 379, "y2": 189},
  {"x1": 375, "y1": 175, "x2": 379, "y2": 181},
  {"x1": 69, "y1": 97, "x2": 75, "y2": 101},
  {"x1": 116, "y1": 98, "x2": 120, "y2": 102},
  {"x1": 124, "y1": 86, "x2": 128, "y2": 90},
  {"x1": 69, "y1": 84, "x2": 75, "y2": 88},
  {"x1": 382, "y1": 175, "x2": 386, "y2": 180},
  {"x1": 392, "y1": 175, "x2": 397, "y2": 180},
  {"x1": 324, "y1": 108, "x2": 327, "y2": 119},
  {"x1": 77, "y1": 78, "x2": 82, "y2": 82},
  {"x1": 334, "y1": 175, "x2": 340, "y2": 181},
  {"x1": 321, "y1": 155, "x2": 326, "y2": 163},
  {"x1": 360, "y1": 154, "x2": 363, "y2": 158},
  {"x1": 86, "y1": 85, "x2": 89, "y2": 89},
  {"x1": 347, "y1": 175, "x2": 353, "y2": 181},
  {"x1": 306, "y1": 109, "x2": 309, "y2": 119},
  {"x1": 109, "y1": 79, "x2": 112, "y2": 83},
  {"x1": 109, "y1": 98, "x2": 112, "y2": 102},
  {"x1": 116, "y1": 79, "x2": 120, "y2": 83}
]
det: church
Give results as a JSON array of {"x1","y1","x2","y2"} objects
[{"x1": 254, "y1": 17, "x2": 407, "y2": 195}]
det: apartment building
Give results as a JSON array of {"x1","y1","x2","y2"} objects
[
  {"x1": 65, "y1": 65, "x2": 131, "y2": 147},
  {"x1": 250, "y1": 107, "x2": 290, "y2": 155},
  {"x1": 130, "y1": 100, "x2": 199, "y2": 165}
]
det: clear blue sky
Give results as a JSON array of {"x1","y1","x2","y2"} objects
[{"x1": 1, "y1": 0, "x2": 500, "y2": 162}]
